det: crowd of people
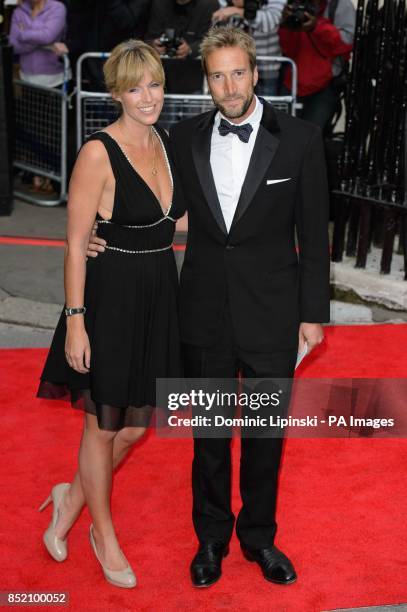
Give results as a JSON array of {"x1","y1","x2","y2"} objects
[{"x1": 7, "y1": 0, "x2": 356, "y2": 131}]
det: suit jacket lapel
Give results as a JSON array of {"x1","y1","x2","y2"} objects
[
  {"x1": 229, "y1": 100, "x2": 281, "y2": 233},
  {"x1": 191, "y1": 109, "x2": 228, "y2": 235}
]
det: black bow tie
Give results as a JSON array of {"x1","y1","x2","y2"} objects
[{"x1": 218, "y1": 118, "x2": 253, "y2": 143}]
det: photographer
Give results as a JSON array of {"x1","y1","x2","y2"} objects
[
  {"x1": 279, "y1": 0, "x2": 355, "y2": 131},
  {"x1": 145, "y1": 0, "x2": 219, "y2": 93},
  {"x1": 212, "y1": 0, "x2": 286, "y2": 96},
  {"x1": 146, "y1": 0, "x2": 219, "y2": 60}
]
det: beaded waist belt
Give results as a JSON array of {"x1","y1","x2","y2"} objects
[
  {"x1": 104, "y1": 243, "x2": 173, "y2": 254},
  {"x1": 97, "y1": 219, "x2": 174, "y2": 254}
]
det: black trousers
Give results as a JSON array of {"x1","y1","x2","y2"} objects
[{"x1": 182, "y1": 299, "x2": 297, "y2": 550}]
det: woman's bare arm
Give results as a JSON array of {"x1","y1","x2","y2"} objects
[{"x1": 64, "y1": 140, "x2": 108, "y2": 373}]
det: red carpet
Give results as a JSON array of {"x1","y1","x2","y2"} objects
[{"x1": 0, "y1": 325, "x2": 406, "y2": 611}]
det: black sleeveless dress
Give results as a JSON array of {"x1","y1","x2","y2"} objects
[{"x1": 37, "y1": 126, "x2": 185, "y2": 431}]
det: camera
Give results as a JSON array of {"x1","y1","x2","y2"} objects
[
  {"x1": 214, "y1": 13, "x2": 247, "y2": 31},
  {"x1": 159, "y1": 29, "x2": 183, "y2": 57},
  {"x1": 214, "y1": 0, "x2": 267, "y2": 33},
  {"x1": 282, "y1": 0, "x2": 318, "y2": 31},
  {"x1": 244, "y1": 0, "x2": 267, "y2": 21}
]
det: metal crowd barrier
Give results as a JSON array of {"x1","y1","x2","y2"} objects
[
  {"x1": 13, "y1": 54, "x2": 71, "y2": 207},
  {"x1": 76, "y1": 53, "x2": 297, "y2": 150}
]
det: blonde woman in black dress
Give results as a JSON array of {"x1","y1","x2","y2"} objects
[{"x1": 37, "y1": 40, "x2": 185, "y2": 588}]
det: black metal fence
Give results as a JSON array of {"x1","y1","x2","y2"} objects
[{"x1": 332, "y1": 0, "x2": 407, "y2": 280}]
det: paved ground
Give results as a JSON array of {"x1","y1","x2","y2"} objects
[{"x1": 1, "y1": 199, "x2": 406, "y2": 349}]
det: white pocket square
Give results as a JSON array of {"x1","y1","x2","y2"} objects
[{"x1": 266, "y1": 178, "x2": 292, "y2": 185}]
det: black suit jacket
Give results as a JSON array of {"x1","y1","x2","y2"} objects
[{"x1": 169, "y1": 100, "x2": 330, "y2": 352}]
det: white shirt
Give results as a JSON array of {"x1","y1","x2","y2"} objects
[
  {"x1": 20, "y1": 71, "x2": 70, "y2": 88},
  {"x1": 210, "y1": 95, "x2": 263, "y2": 233}
]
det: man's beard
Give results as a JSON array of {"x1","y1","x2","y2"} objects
[{"x1": 212, "y1": 89, "x2": 254, "y2": 120}]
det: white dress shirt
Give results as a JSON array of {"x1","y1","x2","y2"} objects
[{"x1": 210, "y1": 95, "x2": 264, "y2": 233}]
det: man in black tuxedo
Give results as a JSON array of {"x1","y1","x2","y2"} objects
[
  {"x1": 169, "y1": 26, "x2": 330, "y2": 587},
  {"x1": 87, "y1": 26, "x2": 330, "y2": 588}
]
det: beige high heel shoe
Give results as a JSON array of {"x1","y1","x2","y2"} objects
[
  {"x1": 38, "y1": 483, "x2": 71, "y2": 562},
  {"x1": 89, "y1": 524, "x2": 136, "y2": 588}
]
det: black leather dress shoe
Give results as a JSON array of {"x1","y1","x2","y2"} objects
[
  {"x1": 190, "y1": 542, "x2": 229, "y2": 587},
  {"x1": 241, "y1": 545, "x2": 297, "y2": 584}
]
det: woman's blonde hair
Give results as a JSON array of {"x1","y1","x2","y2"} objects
[
  {"x1": 103, "y1": 39, "x2": 165, "y2": 96},
  {"x1": 200, "y1": 26, "x2": 257, "y2": 75}
]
